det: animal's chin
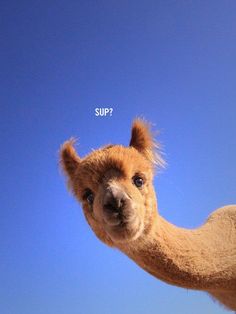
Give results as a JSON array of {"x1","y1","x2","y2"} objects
[{"x1": 104, "y1": 217, "x2": 144, "y2": 243}]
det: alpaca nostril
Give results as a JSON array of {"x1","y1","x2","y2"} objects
[
  {"x1": 104, "y1": 204, "x2": 119, "y2": 213},
  {"x1": 103, "y1": 195, "x2": 124, "y2": 213}
]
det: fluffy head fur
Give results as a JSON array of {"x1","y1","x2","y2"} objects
[{"x1": 60, "y1": 119, "x2": 162, "y2": 245}]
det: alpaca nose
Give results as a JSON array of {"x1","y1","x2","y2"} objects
[{"x1": 103, "y1": 190, "x2": 124, "y2": 213}]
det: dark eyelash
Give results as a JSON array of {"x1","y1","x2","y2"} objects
[
  {"x1": 83, "y1": 189, "x2": 93, "y2": 200},
  {"x1": 133, "y1": 173, "x2": 146, "y2": 182}
]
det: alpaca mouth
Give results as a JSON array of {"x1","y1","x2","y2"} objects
[
  {"x1": 103, "y1": 204, "x2": 137, "y2": 226},
  {"x1": 103, "y1": 212, "x2": 128, "y2": 227},
  {"x1": 104, "y1": 212, "x2": 143, "y2": 242}
]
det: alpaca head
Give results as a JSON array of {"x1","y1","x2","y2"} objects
[{"x1": 60, "y1": 119, "x2": 164, "y2": 246}]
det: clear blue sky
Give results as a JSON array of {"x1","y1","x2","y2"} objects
[{"x1": 1, "y1": 1, "x2": 236, "y2": 314}]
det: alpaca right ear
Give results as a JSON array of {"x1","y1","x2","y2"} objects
[
  {"x1": 129, "y1": 119, "x2": 153, "y2": 153},
  {"x1": 129, "y1": 119, "x2": 165, "y2": 168},
  {"x1": 60, "y1": 139, "x2": 81, "y2": 178}
]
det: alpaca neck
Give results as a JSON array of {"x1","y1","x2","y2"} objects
[{"x1": 119, "y1": 213, "x2": 228, "y2": 290}]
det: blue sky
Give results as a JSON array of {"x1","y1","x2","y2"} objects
[{"x1": 1, "y1": 1, "x2": 236, "y2": 313}]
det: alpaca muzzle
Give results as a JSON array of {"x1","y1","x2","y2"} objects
[
  {"x1": 102, "y1": 184, "x2": 131, "y2": 227},
  {"x1": 104, "y1": 190, "x2": 124, "y2": 213}
]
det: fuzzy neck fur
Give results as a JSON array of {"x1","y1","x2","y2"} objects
[
  {"x1": 119, "y1": 206, "x2": 236, "y2": 290},
  {"x1": 117, "y1": 205, "x2": 236, "y2": 310}
]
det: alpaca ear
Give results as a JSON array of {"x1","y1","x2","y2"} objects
[
  {"x1": 60, "y1": 138, "x2": 81, "y2": 178},
  {"x1": 129, "y1": 119, "x2": 165, "y2": 167},
  {"x1": 129, "y1": 119, "x2": 154, "y2": 153}
]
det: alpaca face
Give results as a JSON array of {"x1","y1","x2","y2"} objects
[
  {"x1": 60, "y1": 120, "x2": 163, "y2": 246},
  {"x1": 76, "y1": 146, "x2": 155, "y2": 244}
]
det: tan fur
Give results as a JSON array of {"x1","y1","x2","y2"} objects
[{"x1": 60, "y1": 119, "x2": 236, "y2": 311}]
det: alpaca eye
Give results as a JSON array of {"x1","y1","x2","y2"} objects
[
  {"x1": 87, "y1": 193, "x2": 94, "y2": 204},
  {"x1": 84, "y1": 190, "x2": 94, "y2": 205},
  {"x1": 133, "y1": 176, "x2": 144, "y2": 188}
]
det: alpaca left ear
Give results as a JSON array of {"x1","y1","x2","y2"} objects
[
  {"x1": 60, "y1": 138, "x2": 81, "y2": 179},
  {"x1": 129, "y1": 119, "x2": 165, "y2": 167}
]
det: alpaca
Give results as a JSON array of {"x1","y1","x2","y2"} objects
[{"x1": 60, "y1": 119, "x2": 236, "y2": 311}]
